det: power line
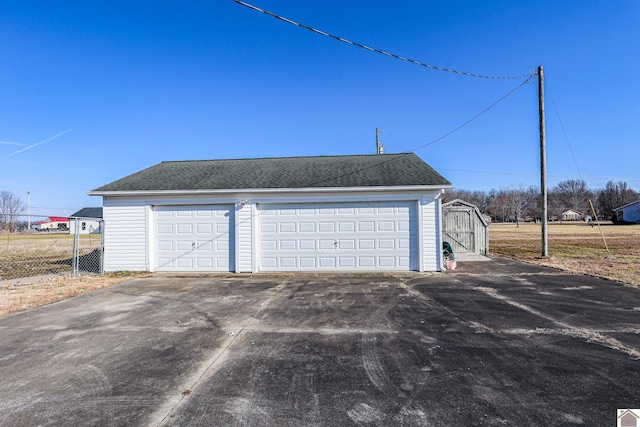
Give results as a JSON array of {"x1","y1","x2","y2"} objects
[
  {"x1": 301, "y1": 75, "x2": 535, "y2": 187},
  {"x1": 406, "y1": 74, "x2": 536, "y2": 152},
  {"x1": 544, "y1": 79, "x2": 585, "y2": 182},
  {"x1": 436, "y1": 167, "x2": 573, "y2": 179},
  {"x1": 233, "y1": 0, "x2": 533, "y2": 80}
]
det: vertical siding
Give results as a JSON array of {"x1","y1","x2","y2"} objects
[
  {"x1": 420, "y1": 196, "x2": 440, "y2": 271},
  {"x1": 103, "y1": 200, "x2": 148, "y2": 272},
  {"x1": 236, "y1": 203, "x2": 253, "y2": 272}
]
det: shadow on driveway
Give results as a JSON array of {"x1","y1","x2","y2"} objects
[{"x1": 1, "y1": 257, "x2": 639, "y2": 426}]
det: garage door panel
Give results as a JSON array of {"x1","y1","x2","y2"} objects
[
  {"x1": 299, "y1": 240, "x2": 316, "y2": 250},
  {"x1": 359, "y1": 240, "x2": 375, "y2": 250},
  {"x1": 258, "y1": 201, "x2": 416, "y2": 271},
  {"x1": 300, "y1": 258, "x2": 316, "y2": 268},
  {"x1": 280, "y1": 222, "x2": 296, "y2": 233},
  {"x1": 196, "y1": 223, "x2": 213, "y2": 233},
  {"x1": 379, "y1": 257, "x2": 396, "y2": 267},
  {"x1": 299, "y1": 223, "x2": 315, "y2": 233},
  {"x1": 280, "y1": 258, "x2": 296, "y2": 268},
  {"x1": 154, "y1": 205, "x2": 233, "y2": 272},
  {"x1": 157, "y1": 224, "x2": 173, "y2": 234},
  {"x1": 377, "y1": 221, "x2": 395, "y2": 232},
  {"x1": 280, "y1": 240, "x2": 296, "y2": 250},
  {"x1": 338, "y1": 222, "x2": 355, "y2": 232},
  {"x1": 358, "y1": 222, "x2": 375, "y2": 232},
  {"x1": 319, "y1": 258, "x2": 336, "y2": 268},
  {"x1": 378, "y1": 239, "x2": 395, "y2": 250},
  {"x1": 261, "y1": 240, "x2": 277, "y2": 251},
  {"x1": 176, "y1": 224, "x2": 192, "y2": 234},
  {"x1": 359, "y1": 257, "x2": 375, "y2": 267},
  {"x1": 318, "y1": 222, "x2": 334, "y2": 232}
]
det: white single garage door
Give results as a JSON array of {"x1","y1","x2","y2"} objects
[
  {"x1": 154, "y1": 205, "x2": 234, "y2": 272},
  {"x1": 258, "y1": 201, "x2": 417, "y2": 271}
]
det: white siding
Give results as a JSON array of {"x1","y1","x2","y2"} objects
[
  {"x1": 617, "y1": 202, "x2": 640, "y2": 223},
  {"x1": 420, "y1": 195, "x2": 441, "y2": 271},
  {"x1": 98, "y1": 189, "x2": 445, "y2": 273},
  {"x1": 103, "y1": 201, "x2": 147, "y2": 272},
  {"x1": 236, "y1": 203, "x2": 253, "y2": 273},
  {"x1": 69, "y1": 219, "x2": 102, "y2": 235}
]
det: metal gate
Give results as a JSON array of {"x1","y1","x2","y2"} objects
[{"x1": 72, "y1": 218, "x2": 104, "y2": 276}]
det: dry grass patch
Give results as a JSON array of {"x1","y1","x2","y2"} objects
[
  {"x1": 490, "y1": 222, "x2": 640, "y2": 286},
  {"x1": 0, "y1": 272, "x2": 150, "y2": 319}
]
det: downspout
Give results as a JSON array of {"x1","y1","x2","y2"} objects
[{"x1": 434, "y1": 189, "x2": 445, "y2": 271}]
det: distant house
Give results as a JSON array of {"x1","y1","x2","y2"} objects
[
  {"x1": 69, "y1": 207, "x2": 103, "y2": 234},
  {"x1": 613, "y1": 200, "x2": 640, "y2": 224},
  {"x1": 561, "y1": 209, "x2": 582, "y2": 221},
  {"x1": 33, "y1": 216, "x2": 69, "y2": 232}
]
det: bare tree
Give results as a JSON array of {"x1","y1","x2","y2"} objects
[
  {"x1": 551, "y1": 179, "x2": 592, "y2": 214},
  {"x1": 596, "y1": 181, "x2": 639, "y2": 220},
  {"x1": 0, "y1": 190, "x2": 25, "y2": 231},
  {"x1": 501, "y1": 185, "x2": 531, "y2": 227}
]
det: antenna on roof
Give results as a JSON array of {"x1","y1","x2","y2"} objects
[{"x1": 376, "y1": 128, "x2": 385, "y2": 154}]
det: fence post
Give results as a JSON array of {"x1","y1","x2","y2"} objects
[
  {"x1": 100, "y1": 220, "x2": 105, "y2": 274},
  {"x1": 72, "y1": 219, "x2": 79, "y2": 277}
]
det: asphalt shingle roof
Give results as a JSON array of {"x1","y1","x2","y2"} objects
[
  {"x1": 69, "y1": 207, "x2": 104, "y2": 218},
  {"x1": 91, "y1": 153, "x2": 451, "y2": 192}
]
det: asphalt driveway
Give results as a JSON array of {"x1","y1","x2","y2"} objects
[{"x1": 1, "y1": 258, "x2": 639, "y2": 426}]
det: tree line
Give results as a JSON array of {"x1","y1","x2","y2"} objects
[
  {"x1": 443, "y1": 180, "x2": 639, "y2": 224},
  {"x1": 2, "y1": 180, "x2": 639, "y2": 231}
]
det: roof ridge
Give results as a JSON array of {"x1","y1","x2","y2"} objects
[{"x1": 159, "y1": 153, "x2": 413, "y2": 164}]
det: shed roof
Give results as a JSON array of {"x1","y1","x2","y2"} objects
[
  {"x1": 70, "y1": 207, "x2": 104, "y2": 219},
  {"x1": 90, "y1": 153, "x2": 451, "y2": 193},
  {"x1": 614, "y1": 200, "x2": 640, "y2": 211}
]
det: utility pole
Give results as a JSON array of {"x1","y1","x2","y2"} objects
[
  {"x1": 538, "y1": 66, "x2": 548, "y2": 257},
  {"x1": 375, "y1": 128, "x2": 385, "y2": 154}
]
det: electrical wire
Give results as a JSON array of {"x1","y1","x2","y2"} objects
[
  {"x1": 302, "y1": 74, "x2": 535, "y2": 186},
  {"x1": 405, "y1": 74, "x2": 536, "y2": 152},
  {"x1": 233, "y1": 0, "x2": 533, "y2": 80},
  {"x1": 544, "y1": 79, "x2": 585, "y2": 182},
  {"x1": 436, "y1": 167, "x2": 573, "y2": 179}
]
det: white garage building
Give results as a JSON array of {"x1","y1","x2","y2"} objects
[{"x1": 89, "y1": 154, "x2": 452, "y2": 273}]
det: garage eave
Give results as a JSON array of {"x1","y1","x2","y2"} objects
[{"x1": 88, "y1": 184, "x2": 453, "y2": 198}]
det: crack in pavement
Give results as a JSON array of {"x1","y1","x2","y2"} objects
[{"x1": 150, "y1": 279, "x2": 290, "y2": 426}]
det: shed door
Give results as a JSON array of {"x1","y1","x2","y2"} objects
[
  {"x1": 154, "y1": 205, "x2": 234, "y2": 272},
  {"x1": 443, "y1": 208, "x2": 475, "y2": 253},
  {"x1": 257, "y1": 201, "x2": 416, "y2": 271}
]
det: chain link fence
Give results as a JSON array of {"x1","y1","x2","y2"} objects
[{"x1": 0, "y1": 214, "x2": 103, "y2": 282}]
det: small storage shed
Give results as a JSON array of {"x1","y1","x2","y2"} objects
[
  {"x1": 89, "y1": 153, "x2": 453, "y2": 273},
  {"x1": 69, "y1": 207, "x2": 103, "y2": 234},
  {"x1": 442, "y1": 199, "x2": 488, "y2": 256}
]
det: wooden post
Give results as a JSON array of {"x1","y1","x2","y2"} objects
[{"x1": 538, "y1": 66, "x2": 548, "y2": 257}]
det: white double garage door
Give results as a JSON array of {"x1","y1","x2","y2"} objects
[{"x1": 155, "y1": 201, "x2": 417, "y2": 272}]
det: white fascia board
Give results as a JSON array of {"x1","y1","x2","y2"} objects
[{"x1": 87, "y1": 184, "x2": 453, "y2": 198}]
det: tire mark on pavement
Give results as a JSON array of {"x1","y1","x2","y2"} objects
[{"x1": 467, "y1": 277, "x2": 640, "y2": 359}]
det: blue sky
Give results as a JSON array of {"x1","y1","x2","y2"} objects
[{"x1": 1, "y1": 1, "x2": 638, "y2": 216}]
